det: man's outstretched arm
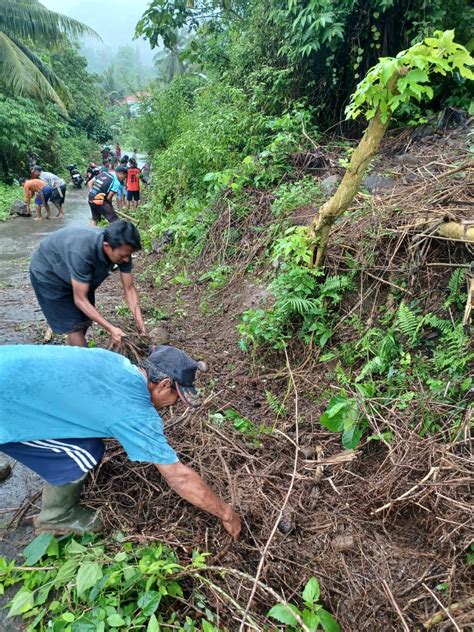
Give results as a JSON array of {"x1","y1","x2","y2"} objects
[
  {"x1": 156, "y1": 461, "x2": 241, "y2": 540},
  {"x1": 120, "y1": 272, "x2": 147, "y2": 335},
  {"x1": 71, "y1": 279, "x2": 126, "y2": 345}
]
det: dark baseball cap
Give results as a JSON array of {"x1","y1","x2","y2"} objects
[
  {"x1": 147, "y1": 345, "x2": 205, "y2": 407},
  {"x1": 115, "y1": 166, "x2": 128, "y2": 174}
]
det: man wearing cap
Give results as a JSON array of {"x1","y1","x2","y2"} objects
[
  {"x1": 88, "y1": 166, "x2": 128, "y2": 225},
  {"x1": 29, "y1": 221, "x2": 147, "y2": 347},
  {"x1": 0, "y1": 344, "x2": 241, "y2": 539}
]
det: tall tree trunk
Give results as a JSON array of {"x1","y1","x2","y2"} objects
[
  {"x1": 309, "y1": 111, "x2": 390, "y2": 266},
  {"x1": 308, "y1": 73, "x2": 401, "y2": 267}
]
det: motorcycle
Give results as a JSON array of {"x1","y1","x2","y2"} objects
[
  {"x1": 85, "y1": 163, "x2": 100, "y2": 184},
  {"x1": 67, "y1": 164, "x2": 84, "y2": 189}
]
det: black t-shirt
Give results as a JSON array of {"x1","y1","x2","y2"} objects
[
  {"x1": 88, "y1": 172, "x2": 115, "y2": 201},
  {"x1": 29, "y1": 227, "x2": 132, "y2": 290}
]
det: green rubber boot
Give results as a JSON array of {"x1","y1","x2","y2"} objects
[
  {"x1": 34, "y1": 476, "x2": 102, "y2": 536},
  {"x1": 0, "y1": 459, "x2": 12, "y2": 482}
]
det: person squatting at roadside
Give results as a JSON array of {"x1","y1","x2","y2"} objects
[
  {"x1": 29, "y1": 221, "x2": 147, "y2": 347},
  {"x1": 0, "y1": 344, "x2": 241, "y2": 540},
  {"x1": 88, "y1": 166, "x2": 127, "y2": 225},
  {"x1": 19, "y1": 176, "x2": 51, "y2": 220},
  {"x1": 30, "y1": 165, "x2": 67, "y2": 218}
]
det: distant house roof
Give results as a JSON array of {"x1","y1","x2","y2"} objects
[{"x1": 119, "y1": 92, "x2": 150, "y2": 105}]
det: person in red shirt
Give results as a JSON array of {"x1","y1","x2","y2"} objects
[{"x1": 126, "y1": 158, "x2": 141, "y2": 210}]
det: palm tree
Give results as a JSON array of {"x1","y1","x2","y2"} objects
[{"x1": 0, "y1": 0, "x2": 99, "y2": 112}]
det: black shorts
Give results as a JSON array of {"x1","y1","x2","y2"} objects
[
  {"x1": 50, "y1": 184, "x2": 66, "y2": 205},
  {"x1": 126, "y1": 190, "x2": 140, "y2": 202},
  {"x1": 89, "y1": 200, "x2": 118, "y2": 223},
  {"x1": 30, "y1": 271, "x2": 95, "y2": 334}
]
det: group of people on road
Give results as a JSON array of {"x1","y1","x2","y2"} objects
[
  {"x1": 86, "y1": 146, "x2": 146, "y2": 224},
  {"x1": 2, "y1": 160, "x2": 241, "y2": 540},
  {"x1": 19, "y1": 142, "x2": 149, "y2": 225}
]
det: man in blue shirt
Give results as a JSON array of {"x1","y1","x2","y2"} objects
[
  {"x1": 88, "y1": 166, "x2": 127, "y2": 225},
  {"x1": 0, "y1": 344, "x2": 241, "y2": 540}
]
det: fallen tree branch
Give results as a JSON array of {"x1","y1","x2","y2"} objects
[{"x1": 423, "y1": 595, "x2": 474, "y2": 629}]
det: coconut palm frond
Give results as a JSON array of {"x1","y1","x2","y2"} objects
[
  {"x1": 0, "y1": 32, "x2": 68, "y2": 113},
  {"x1": 0, "y1": 0, "x2": 100, "y2": 44},
  {"x1": 8, "y1": 34, "x2": 73, "y2": 106}
]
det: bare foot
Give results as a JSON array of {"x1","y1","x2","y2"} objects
[
  {"x1": 56, "y1": 213, "x2": 65, "y2": 219},
  {"x1": 33, "y1": 217, "x2": 43, "y2": 221}
]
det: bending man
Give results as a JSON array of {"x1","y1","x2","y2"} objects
[
  {"x1": 30, "y1": 165, "x2": 67, "y2": 218},
  {"x1": 0, "y1": 344, "x2": 241, "y2": 539},
  {"x1": 29, "y1": 220, "x2": 147, "y2": 347}
]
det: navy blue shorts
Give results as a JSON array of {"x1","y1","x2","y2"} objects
[
  {"x1": 30, "y1": 271, "x2": 95, "y2": 334},
  {"x1": 35, "y1": 185, "x2": 53, "y2": 205},
  {"x1": 0, "y1": 438, "x2": 105, "y2": 485}
]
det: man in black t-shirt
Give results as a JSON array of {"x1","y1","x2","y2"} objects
[
  {"x1": 88, "y1": 167, "x2": 127, "y2": 225},
  {"x1": 29, "y1": 221, "x2": 147, "y2": 347}
]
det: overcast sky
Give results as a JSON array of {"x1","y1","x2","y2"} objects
[{"x1": 41, "y1": 0, "x2": 157, "y2": 65}]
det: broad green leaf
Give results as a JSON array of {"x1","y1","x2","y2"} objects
[
  {"x1": 107, "y1": 614, "x2": 125, "y2": 627},
  {"x1": 268, "y1": 602, "x2": 299, "y2": 625},
  {"x1": 342, "y1": 424, "x2": 364, "y2": 449},
  {"x1": 36, "y1": 582, "x2": 53, "y2": 606},
  {"x1": 62, "y1": 612, "x2": 75, "y2": 622},
  {"x1": 76, "y1": 561, "x2": 103, "y2": 597},
  {"x1": 66, "y1": 540, "x2": 87, "y2": 555},
  {"x1": 8, "y1": 588, "x2": 34, "y2": 617},
  {"x1": 71, "y1": 622, "x2": 102, "y2": 632},
  {"x1": 319, "y1": 608, "x2": 341, "y2": 632},
  {"x1": 147, "y1": 614, "x2": 160, "y2": 632},
  {"x1": 326, "y1": 398, "x2": 349, "y2": 417},
  {"x1": 55, "y1": 559, "x2": 80, "y2": 588},
  {"x1": 138, "y1": 591, "x2": 161, "y2": 616},
  {"x1": 302, "y1": 576, "x2": 320, "y2": 604},
  {"x1": 302, "y1": 609, "x2": 320, "y2": 628},
  {"x1": 320, "y1": 412, "x2": 344, "y2": 432},
  {"x1": 114, "y1": 551, "x2": 127, "y2": 563},
  {"x1": 23, "y1": 533, "x2": 56, "y2": 565},
  {"x1": 47, "y1": 537, "x2": 59, "y2": 557}
]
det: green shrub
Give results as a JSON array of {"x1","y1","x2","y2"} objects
[{"x1": 0, "y1": 182, "x2": 22, "y2": 221}]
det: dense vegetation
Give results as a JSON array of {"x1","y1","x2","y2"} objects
[
  {"x1": 0, "y1": 43, "x2": 109, "y2": 184},
  {"x1": 0, "y1": 0, "x2": 110, "y2": 185},
  {"x1": 131, "y1": 3, "x2": 473, "y2": 456}
]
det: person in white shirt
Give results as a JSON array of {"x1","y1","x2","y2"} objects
[{"x1": 31, "y1": 165, "x2": 66, "y2": 218}]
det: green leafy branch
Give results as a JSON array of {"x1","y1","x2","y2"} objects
[{"x1": 346, "y1": 30, "x2": 474, "y2": 123}]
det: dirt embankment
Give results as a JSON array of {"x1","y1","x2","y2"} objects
[
  {"x1": 2, "y1": 127, "x2": 472, "y2": 630},
  {"x1": 82, "y1": 128, "x2": 473, "y2": 630}
]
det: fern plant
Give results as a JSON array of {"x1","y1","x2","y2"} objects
[{"x1": 444, "y1": 267, "x2": 467, "y2": 311}]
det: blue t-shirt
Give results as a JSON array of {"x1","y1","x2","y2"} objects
[{"x1": 0, "y1": 346, "x2": 178, "y2": 465}]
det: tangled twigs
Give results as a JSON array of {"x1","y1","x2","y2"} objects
[
  {"x1": 372, "y1": 466, "x2": 440, "y2": 515},
  {"x1": 238, "y1": 346, "x2": 304, "y2": 632},
  {"x1": 108, "y1": 329, "x2": 151, "y2": 363}
]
